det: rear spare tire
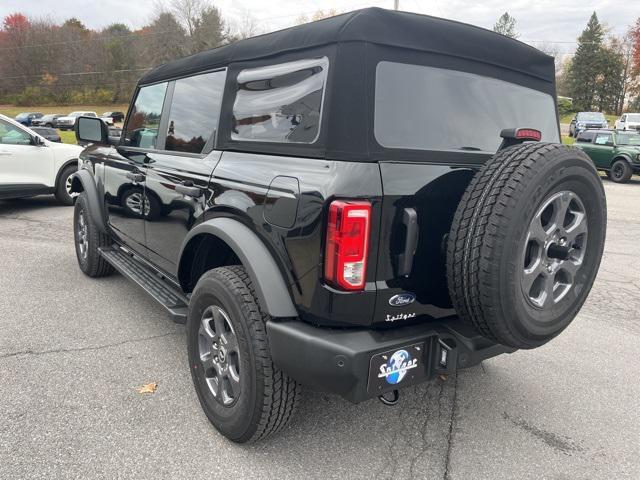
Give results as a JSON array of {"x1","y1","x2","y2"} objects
[{"x1": 447, "y1": 143, "x2": 606, "y2": 349}]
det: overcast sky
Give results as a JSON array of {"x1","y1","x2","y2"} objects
[{"x1": 2, "y1": 0, "x2": 637, "y2": 54}]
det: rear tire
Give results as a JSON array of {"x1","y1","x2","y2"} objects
[
  {"x1": 447, "y1": 143, "x2": 606, "y2": 349},
  {"x1": 187, "y1": 266, "x2": 300, "y2": 443},
  {"x1": 74, "y1": 193, "x2": 115, "y2": 277},
  {"x1": 609, "y1": 159, "x2": 632, "y2": 183}
]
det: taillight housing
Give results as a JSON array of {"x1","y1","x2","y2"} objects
[{"x1": 324, "y1": 200, "x2": 371, "y2": 291}]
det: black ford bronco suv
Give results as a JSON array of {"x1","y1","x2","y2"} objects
[{"x1": 71, "y1": 8, "x2": 606, "y2": 443}]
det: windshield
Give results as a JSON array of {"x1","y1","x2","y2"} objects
[
  {"x1": 577, "y1": 112, "x2": 605, "y2": 121},
  {"x1": 374, "y1": 62, "x2": 559, "y2": 153},
  {"x1": 616, "y1": 133, "x2": 640, "y2": 146},
  {"x1": 16, "y1": 113, "x2": 28, "y2": 119},
  {"x1": 626, "y1": 114, "x2": 640, "y2": 122}
]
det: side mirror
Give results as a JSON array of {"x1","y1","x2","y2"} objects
[
  {"x1": 31, "y1": 135, "x2": 46, "y2": 146},
  {"x1": 605, "y1": 141, "x2": 614, "y2": 147},
  {"x1": 75, "y1": 116, "x2": 109, "y2": 145}
]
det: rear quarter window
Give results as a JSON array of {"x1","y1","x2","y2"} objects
[
  {"x1": 374, "y1": 62, "x2": 559, "y2": 153},
  {"x1": 231, "y1": 57, "x2": 329, "y2": 144}
]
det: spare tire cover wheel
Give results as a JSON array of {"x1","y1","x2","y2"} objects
[{"x1": 447, "y1": 143, "x2": 606, "y2": 349}]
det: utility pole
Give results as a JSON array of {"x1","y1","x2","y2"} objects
[{"x1": 394, "y1": 0, "x2": 399, "y2": 10}]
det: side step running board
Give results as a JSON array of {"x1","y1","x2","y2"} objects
[{"x1": 99, "y1": 246, "x2": 188, "y2": 324}]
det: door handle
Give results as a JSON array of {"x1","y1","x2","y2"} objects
[
  {"x1": 175, "y1": 183, "x2": 203, "y2": 197},
  {"x1": 397, "y1": 208, "x2": 419, "y2": 277},
  {"x1": 126, "y1": 172, "x2": 144, "y2": 182}
]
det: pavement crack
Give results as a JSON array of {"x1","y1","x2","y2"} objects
[
  {"x1": 0, "y1": 331, "x2": 181, "y2": 360},
  {"x1": 443, "y1": 373, "x2": 458, "y2": 480}
]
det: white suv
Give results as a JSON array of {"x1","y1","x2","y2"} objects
[
  {"x1": 55, "y1": 111, "x2": 98, "y2": 131},
  {"x1": 615, "y1": 113, "x2": 640, "y2": 132},
  {"x1": 0, "y1": 114, "x2": 83, "y2": 205}
]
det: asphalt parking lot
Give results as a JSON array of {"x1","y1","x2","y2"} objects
[{"x1": 1, "y1": 178, "x2": 639, "y2": 480}]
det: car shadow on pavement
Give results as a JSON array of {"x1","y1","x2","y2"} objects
[{"x1": 0, "y1": 195, "x2": 68, "y2": 214}]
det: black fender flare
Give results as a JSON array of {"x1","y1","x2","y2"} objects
[
  {"x1": 611, "y1": 154, "x2": 632, "y2": 167},
  {"x1": 70, "y1": 169, "x2": 108, "y2": 233},
  {"x1": 178, "y1": 218, "x2": 297, "y2": 318}
]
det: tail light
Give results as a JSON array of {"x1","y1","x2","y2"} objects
[
  {"x1": 324, "y1": 200, "x2": 371, "y2": 291},
  {"x1": 514, "y1": 128, "x2": 542, "y2": 141}
]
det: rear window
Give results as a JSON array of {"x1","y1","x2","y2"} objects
[
  {"x1": 231, "y1": 57, "x2": 328, "y2": 144},
  {"x1": 374, "y1": 62, "x2": 559, "y2": 153}
]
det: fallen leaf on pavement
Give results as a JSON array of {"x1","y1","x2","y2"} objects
[{"x1": 136, "y1": 382, "x2": 158, "y2": 394}]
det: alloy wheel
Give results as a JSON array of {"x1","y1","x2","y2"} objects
[
  {"x1": 520, "y1": 191, "x2": 588, "y2": 309},
  {"x1": 198, "y1": 305, "x2": 241, "y2": 406},
  {"x1": 65, "y1": 173, "x2": 79, "y2": 198},
  {"x1": 76, "y1": 208, "x2": 89, "y2": 260}
]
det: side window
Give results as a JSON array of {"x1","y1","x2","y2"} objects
[
  {"x1": 231, "y1": 57, "x2": 329, "y2": 144},
  {"x1": 578, "y1": 131, "x2": 595, "y2": 143},
  {"x1": 165, "y1": 70, "x2": 226, "y2": 154},
  {"x1": 125, "y1": 82, "x2": 168, "y2": 149},
  {"x1": 594, "y1": 134, "x2": 612, "y2": 145},
  {"x1": 621, "y1": 115, "x2": 627, "y2": 122},
  {"x1": 0, "y1": 119, "x2": 32, "y2": 145}
]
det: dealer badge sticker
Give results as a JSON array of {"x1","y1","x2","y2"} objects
[{"x1": 378, "y1": 349, "x2": 418, "y2": 385}]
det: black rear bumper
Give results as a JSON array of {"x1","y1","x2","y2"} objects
[{"x1": 266, "y1": 318, "x2": 515, "y2": 403}]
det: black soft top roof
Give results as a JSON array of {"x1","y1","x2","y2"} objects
[{"x1": 139, "y1": 7, "x2": 554, "y2": 86}]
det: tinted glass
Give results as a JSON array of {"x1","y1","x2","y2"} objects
[
  {"x1": 231, "y1": 57, "x2": 328, "y2": 144},
  {"x1": 0, "y1": 119, "x2": 31, "y2": 145},
  {"x1": 576, "y1": 131, "x2": 595, "y2": 143},
  {"x1": 616, "y1": 133, "x2": 640, "y2": 145},
  {"x1": 125, "y1": 82, "x2": 168, "y2": 149},
  {"x1": 374, "y1": 62, "x2": 559, "y2": 153},
  {"x1": 165, "y1": 70, "x2": 226, "y2": 154}
]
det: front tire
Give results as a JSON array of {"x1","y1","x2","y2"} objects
[
  {"x1": 609, "y1": 159, "x2": 632, "y2": 183},
  {"x1": 55, "y1": 164, "x2": 78, "y2": 206},
  {"x1": 187, "y1": 266, "x2": 300, "y2": 443},
  {"x1": 74, "y1": 193, "x2": 115, "y2": 277}
]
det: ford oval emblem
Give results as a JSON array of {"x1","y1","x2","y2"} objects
[{"x1": 389, "y1": 293, "x2": 416, "y2": 307}]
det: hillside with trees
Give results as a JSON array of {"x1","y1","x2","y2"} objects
[{"x1": 1, "y1": 3, "x2": 639, "y2": 112}]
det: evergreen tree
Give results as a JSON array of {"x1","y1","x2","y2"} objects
[
  {"x1": 493, "y1": 12, "x2": 518, "y2": 39},
  {"x1": 566, "y1": 12, "x2": 605, "y2": 111}
]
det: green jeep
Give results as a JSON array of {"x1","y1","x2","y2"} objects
[{"x1": 575, "y1": 129, "x2": 640, "y2": 183}]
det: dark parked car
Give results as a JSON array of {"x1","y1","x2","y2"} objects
[
  {"x1": 32, "y1": 114, "x2": 64, "y2": 127},
  {"x1": 575, "y1": 129, "x2": 640, "y2": 182},
  {"x1": 71, "y1": 8, "x2": 606, "y2": 443},
  {"x1": 569, "y1": 111, "x2": 608, "y2": 137},
  {"x1": 102, "y1": 111, "x2": 125, "y2": 123},
  {"x1": 14, "y1": 112, "x2": 43, "y2": 126},
  {"x1": 30, "y1": 126, "x2": 62, "y2": 143}
]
